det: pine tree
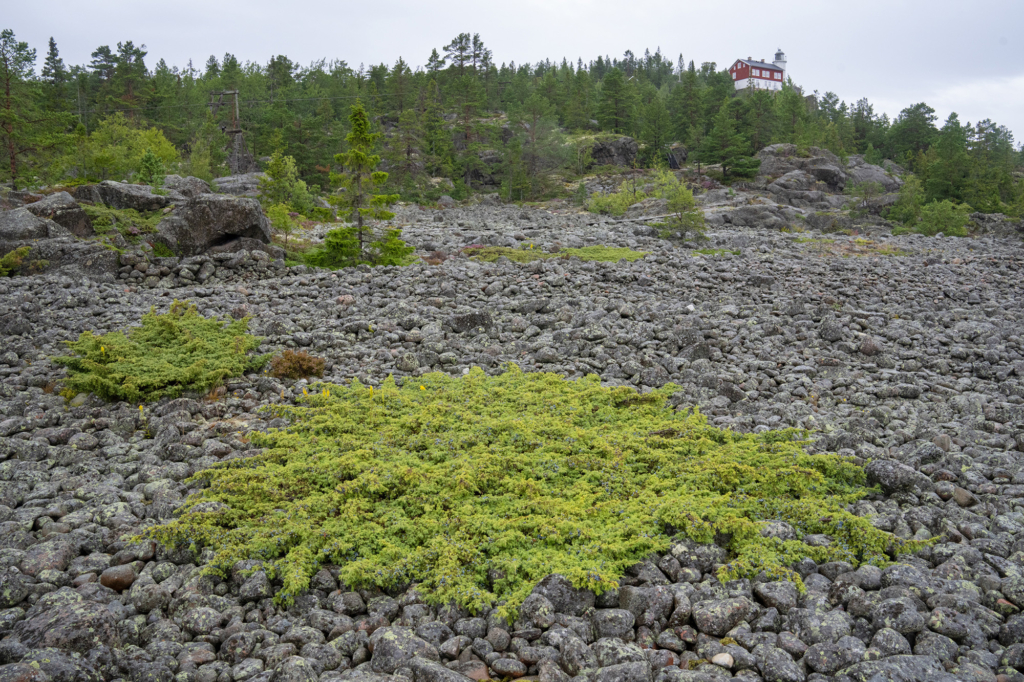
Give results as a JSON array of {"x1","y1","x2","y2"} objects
[
  {"x1": 109, "y1": 41, "x2": 149, "y2": 113},
  {"x1": 204, "y1": 55, "x2": 220, "y2": 79},
  {"x1": 426, "y1": 48, "x2": 445, "y2": 75},
  {"x1": 138, "y1": 148, "x2": 164, "y2": 186},
  {"x1": 89, "y1": 45, "x2": 115, "y2": 81},
  {"x1": 326, "y1": 100, "x2": 402, "y2": 263},
  {"x1": 510, "y1": 92, "x2": 564, "y2": 198},
  {"x1": 444, "y1": 34, "x2": 472, "y2": 76},
  {"x1": 745, "y1": 89, "x2": 776, "y2": 153}
]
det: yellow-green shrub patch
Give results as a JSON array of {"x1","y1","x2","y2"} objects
[
  {"x1": 145, "y1": 366, "x2": 918, "y2": 620},
  {"x1": 54, "y1": 301, "x2": 268, "y2": 403}
]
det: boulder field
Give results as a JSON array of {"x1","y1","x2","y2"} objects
[{"x1": 1, "y1": 168, "x2": 1024, "y2": 682}]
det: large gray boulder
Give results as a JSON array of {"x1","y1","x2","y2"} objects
[
  {"x1": 213, "y1": 173, "x2": 267, "y2": 197},
  {"x1": 590, "y1": 137, "x2": 638, "y2": 167},
  {"x1": 0, "y1": 208, "x2": 69, "y2": 241},
  {"x1": 155, "y1": 194, "x2": 272, "y2": 256},
  {"x1": 846, "y1": 156, "x2": 903, "y2": 192},
  {"x1": 14, "y1": 590, "x2": 120, "y2": 654},
  {"x1": 163, "y1": 174, "x2": 213, "y2": 200},
  {"x1": 8, "y1": 238, "x2": 119, "y2": 280},
  {"x1": 23, "y1": 191, "x2": 94, "y2": 237},
  {"x1": 72, "y1": 181, "x2": 173, "y2": 211}
]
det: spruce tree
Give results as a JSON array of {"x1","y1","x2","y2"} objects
[
  {"x1": 640, "y1": 96, "x2": 672, "y2": 165},
  {"x1": 0, "y1": 30, "x2": 73, "y2": 188},
  {"x1": 596, "y1": 68, "x2": 637, "y2": 134},
  {"x1": 384, "y1": 108, "x2": 424, "y2": 186},
  {"x1": 40, "y1": 37, "x2": 67, "y2": 109},
  {"x1": 701, "y1": 102, "x2": 755, "y2": 178},
  {"x1": 325, "y1": 100, "x2": 403, "y2": 264}
]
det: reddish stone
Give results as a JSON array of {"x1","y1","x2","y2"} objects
[{"x1": 99, "y1": 564, "x2": 136, "y2": 591}]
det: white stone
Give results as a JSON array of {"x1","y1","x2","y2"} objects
[{"x1": 711, "y1": 653, "x2": 734, "y2": 668}]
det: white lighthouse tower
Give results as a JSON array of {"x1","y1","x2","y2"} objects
[{"x1": 773, "y1": 49, "x2": 787, "y2": 82}]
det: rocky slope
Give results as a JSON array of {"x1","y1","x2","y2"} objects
[{"x1": 2, "y1": 169, "x2": 1024, "y2": 682}]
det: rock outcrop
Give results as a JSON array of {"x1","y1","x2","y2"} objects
[
  {"x1": 590, "y1": 136, "x2": 639, "y2": 167},
  {"x1": 758, "y1": 145, "x2": 902, "y2": 211}
]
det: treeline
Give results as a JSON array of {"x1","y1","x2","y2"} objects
[{"x1": 1, "y1": 29, "x2": 1021, "y2": 214}]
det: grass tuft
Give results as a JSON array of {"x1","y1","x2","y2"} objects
[{"x1": 467, "y1": 245, "x2": 648, "y2": 263}]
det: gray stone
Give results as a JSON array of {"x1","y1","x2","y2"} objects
[{"x1": 23, "y1": 192, "x2": 93, "y2": 237}]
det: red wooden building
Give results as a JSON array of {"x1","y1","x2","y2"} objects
[{"x1": 729, "y1": 50, "x2": 787, "y2": 91}]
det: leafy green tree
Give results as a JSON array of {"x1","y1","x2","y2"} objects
[
  {"x1": 258, "y1": 150, "x2": 314, "y2": 213},
  {"x1": 324, "y1": 100, "x2": 404, "y2": 264},
  {"x1": 266, "y1": 203, "x2": 298, "y2": 246},
  {"x1": 914, "y1": 200, "x2": 970, "y2": 236},
  {"x1": 0, "y1": 30, "x2": 73, "y2": 188},
  {"x1": 651, "y1": 170, "x2": 704, "y2": 240},
  {"x1": 138, "y1": 148, "x2": 165, "y2": 186},
  {"x1": 596, "y1": 69, "x2": 637, "y2": 134},
  {"x1": 887, "y1": 102, "x2": 937, "y2": 164},
  {"x1": 886, "y1": 175, "x2": 925, "y2": 225}
]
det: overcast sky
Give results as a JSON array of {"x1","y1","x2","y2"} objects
[{"x1": 7, "y1": 0, "x2": 1024, "y2": 143}]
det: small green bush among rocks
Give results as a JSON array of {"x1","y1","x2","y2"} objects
[
  {"x1": 146, "y1": 365, "x2": 920, "y2": 620},
  {"x1": 54, "y1": 301, "x2": 268, "y2": 403}
]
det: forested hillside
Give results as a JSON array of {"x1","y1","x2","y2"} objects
[{"x1": 1, "y1": 28, "x2": 1021, "y2": 214}]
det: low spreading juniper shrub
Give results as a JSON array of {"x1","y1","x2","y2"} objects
[
  {"x1": 270, "y1": 350, "x2": 326, "y2": 379},
  {"x1": 145, "y1": 365, "x2": 922, "y2": 620},
  {"x1": 54, "y1": 301, "x2": 269, "y2": 403}
]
